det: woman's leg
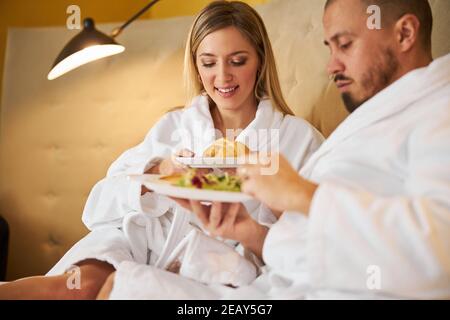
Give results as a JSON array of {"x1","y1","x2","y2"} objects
[{"x1": 0, "y1": 259, "x2": 114, "y2": 300}]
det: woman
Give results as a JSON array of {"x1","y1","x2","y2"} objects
[{"x1": 0, "y1": 1, "x2": 323, "y2": 299}]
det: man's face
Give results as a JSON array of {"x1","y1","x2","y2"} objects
[{"x1": 323, "y1": 0, "x2": 400, "y2": 113}]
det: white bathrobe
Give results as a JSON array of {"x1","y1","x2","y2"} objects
[
  {"x1": 109, "y1": 54, "x2": 450, "y2": 300},
  {"x1": 47, "y1": 96, "x2": 324, "y2": 286}
]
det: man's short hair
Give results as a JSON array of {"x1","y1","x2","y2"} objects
[{"x1": 325, "y1": 0, "x2": 433, "y2": 52}]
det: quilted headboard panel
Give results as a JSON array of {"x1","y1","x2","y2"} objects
[{"x1": 1, "y1": 0, "x2": 449, "y2": 279}]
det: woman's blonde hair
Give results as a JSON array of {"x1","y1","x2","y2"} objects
[{"x1": 183, "y1": 0, "x2": 294, "y2": 116}]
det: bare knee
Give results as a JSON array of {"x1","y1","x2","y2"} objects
[
  {"x1": 64, "y1": 259, "x2": 115, "y2": 300},
  {"x1": 96, "y1": 271, "x2": 116, "y2": 300}
]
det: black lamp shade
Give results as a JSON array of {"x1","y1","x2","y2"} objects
[{"x1": 47, "y1": 18, "x2": 125, "y2": 80}]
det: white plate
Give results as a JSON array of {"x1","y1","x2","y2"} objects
[
  {"x1": 175, "y1": 157, "x2": 246, "y2": 168},
  {"x1": 128, "y1": 174, "x2": 252, "y2": 203}
]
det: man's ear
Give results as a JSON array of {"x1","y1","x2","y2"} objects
[{"x1": 394, "y1": 14, "x2": 420, "y2": 53}]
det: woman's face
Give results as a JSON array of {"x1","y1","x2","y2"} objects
[{"x1": 196, "y1": 26, "x2": 260, "y2": 111}]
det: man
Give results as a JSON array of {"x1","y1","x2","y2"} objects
[
  {"x1": 233, "y1": 0, "x2": 450, "y2": 298},
  {"x1": 100, "y1": 0, "x2": 450, "y2": 299}
]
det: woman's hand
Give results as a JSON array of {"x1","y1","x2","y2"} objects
[
  {"x1": 171, "y1": 199, "x2": 268, "y2": 260},
  {"x1": 237, "y1": 153, "x2": 318, "y2": 215},
  {"x1": 159, "y1": 149, "x2": 195, "y2": 176},
  {"x1": 141, "y1": 149, "x2": 194, "y2": 195},
  {"x1": 145, "y1": 149, "x2": 194, "y2": 175}
]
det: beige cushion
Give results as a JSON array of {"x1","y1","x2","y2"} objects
[{"x1": 1, "y1": 0, "x2": 449, "y2": 279}]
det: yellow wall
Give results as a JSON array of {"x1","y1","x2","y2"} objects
[{"x1": 0, "y1": 0, "x2": 267, "y2": 121}]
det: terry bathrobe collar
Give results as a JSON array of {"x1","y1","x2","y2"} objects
[{"x1": 180, "y1": 95, "x2": 283, "y2": 154}]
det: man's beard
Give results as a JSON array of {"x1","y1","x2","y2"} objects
[{"x1": 341, "y1": 48, "x2": 399, "y2": 113}]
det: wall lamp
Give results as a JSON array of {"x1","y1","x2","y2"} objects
[{"x1": 48, "y1": 0, "x2": 160, "y2": 80}]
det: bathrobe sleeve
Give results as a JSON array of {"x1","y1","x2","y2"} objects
[
  {"x1": 82, "y1": 111, "x2": 184, "y2": 230},
  {"x1": 301, "y1": 111, "x2": 450, "y2": 298}
]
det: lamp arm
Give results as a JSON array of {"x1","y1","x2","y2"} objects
[{"x1": 110, "y1": 0, "x2": 160, "y2": 38}]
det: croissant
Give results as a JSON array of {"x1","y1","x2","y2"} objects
[{"x1": 202, "y1": 138, "x2": 250, "y2": 158}]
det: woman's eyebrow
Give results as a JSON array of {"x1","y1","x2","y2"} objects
[{"x1": 198, "y1": 50, "x2": 250, "y2": 57}]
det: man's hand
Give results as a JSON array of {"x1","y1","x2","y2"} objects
[
  {"x1": 171, "y1": 199, "x2": 268, "y2": 260},
  {"x1": 237, "y1": 154, "x2": 318, "y2": 215}
]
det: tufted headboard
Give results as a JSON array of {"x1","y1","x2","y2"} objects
[{"x1": 1, "y1": 0, "x2": 449, "y2": 279}]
